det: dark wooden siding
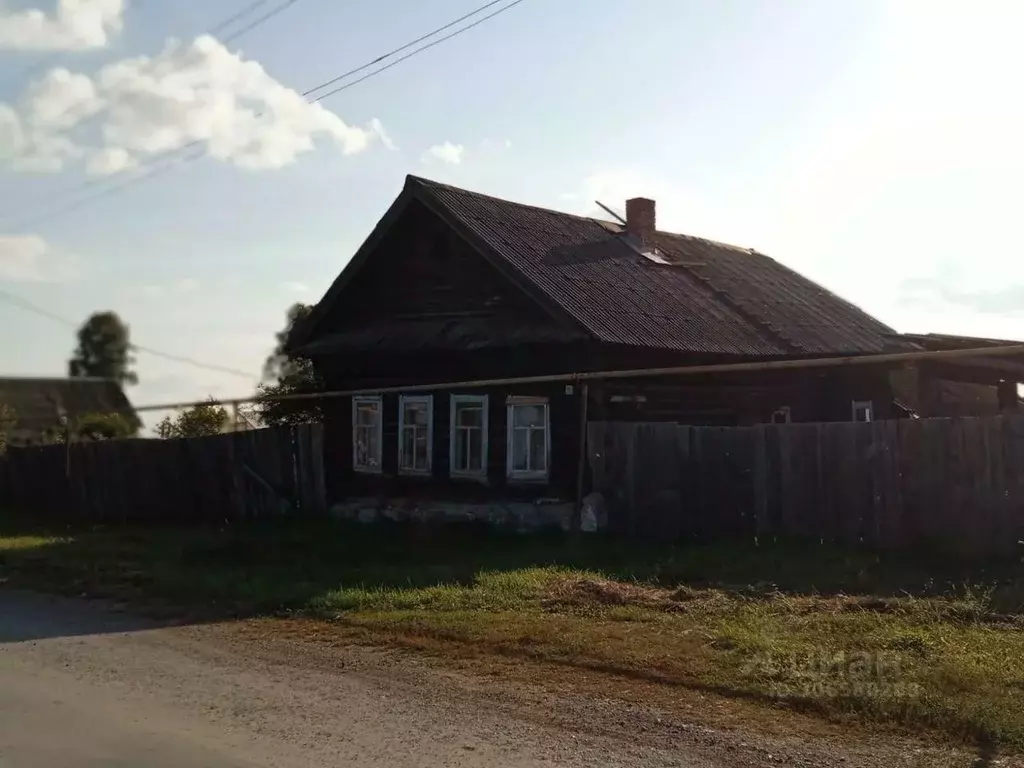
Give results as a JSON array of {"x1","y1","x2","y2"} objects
[
  {"x1": 317, "y1": 198, "x2": 578, "y2": 346},
  {"x1": 308, "y1": 199, "x2": 904, "y2": 506},
  {"x1": 323, "y1": 382, "x2": 581, "y2": 503}
]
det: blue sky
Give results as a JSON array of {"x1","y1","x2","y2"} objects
[{"x1": 0, "y1": 0, "x2": 1022, "y2": 426}]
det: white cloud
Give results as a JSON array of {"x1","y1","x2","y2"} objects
[
  {"x1": 0, "y1": 0, "x2": 125, "y2": 51},
  {"x1": 1, "y1": 35, "x2": 389, "y2": 174},
  {"x1": 85, "y1": 145, "x2": 134, "y2": 174},
  {"x1": 369, "y1": 118, "x2": 396, "y2": 151},
  {"x1": 0, "y1": 234, "x2": 79, "y2": 281},
  {"x1": 282, "y1": 280, "x2": 308, "y2": 293},
  {"x1": 422, "y1": 141, "x2": 464, "y2": 165}
]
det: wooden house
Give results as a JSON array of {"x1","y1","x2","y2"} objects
[
  {"x1": 0, "y1": 376, "x2": 139, "y2": 446},
  {"x1": 288, "y1": 176, "x2": 1020, "y2": 527}
]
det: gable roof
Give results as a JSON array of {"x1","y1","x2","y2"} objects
[
  {"x1": 0, "y1": 377, "x2": 140, "y2": 438},
  {"x1": 295, "y1": 175, "x2": 915, "y2": 358}
]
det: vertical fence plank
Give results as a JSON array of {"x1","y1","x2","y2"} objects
[
  {"x1": 576, "y1": 417, "x2": 1024, "y2": 558},
  {"x1": 0, "y1": 424, "x2": 329, "y2": 526}
]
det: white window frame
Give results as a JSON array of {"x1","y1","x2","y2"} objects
[
  {"x1": 771, "y1": 406, "x2": 792, "y2": 424},
  {"x1": 449, "y1": 394, "x2": 488, "y2": 480},
  {"x1": 506, "y1": 396, "x2": 551, "y2": 482},
  {"x1": 852, "y1": 400, "x2": 874, "y2": 423},
  {"x1": 352, "y1": 395, "x2": 383, "y2": 473},
  {"x1": 398, "y1": 395, "x2": 433, "y2": 475}
]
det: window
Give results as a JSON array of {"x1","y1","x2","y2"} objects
[
  {"x1": 506, "y1": 396, "x2": 550, "y2": 481},
  {"x1": 352, "y1": 396, "x2": 382, "y2": 472},
  {"x1": 398, "y1": 395, "x2": 433, "y2": 474},
  {"x1": 852, "y1": 400, "x2": 874, "y2": 423},
  {"x1": 450, "y1": 395, "x2": 488, "y2": 478},
  {"x1": 771, "y1": 406, "x2": 791, "y2": 424}
]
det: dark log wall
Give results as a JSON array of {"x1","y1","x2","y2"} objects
[
  {"x1": 319, "y1": 199, "x2": 576, "y2": 338},
  {"x1": 308, "y1": 200, "x2": 905, "y2": 505},
  {"x1": 323, "y1": 382, "x2": 580, "y2": 503}
]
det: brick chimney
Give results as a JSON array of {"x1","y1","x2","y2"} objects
[{"x1": 625, "y1": 197, "x2": 656, "y2": 247}]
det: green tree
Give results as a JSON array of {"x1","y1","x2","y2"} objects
[
  {"x1": 155, "y1": 399, "x2": 229, "y2": 439},
  {"x1": 254, "y1": 303, "x2": 322, "y2": 427},
  {"x1": 73, "y1": 412, "x2": 137, "y2": 440},
  {"x1": 68, "y1": 311, "x2": 138, "y2": 385},
  {"x1": 0, "y1": 402, "x2": 16, "y2": 454}
]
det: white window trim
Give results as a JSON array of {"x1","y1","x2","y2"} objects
[
  {"x1": 449, "y1": 394, "x2": 488, "y2": 480},
  {"x1": 506, "y1": 396, "x2": 551, "y2": 482},
  {"x1": 352, "y1": 395, "x2": 383, "y2": 473},
  {"x1": 852, "y1": 400, "x2": 874, "y2": 423},
  {"x1": 771, "y1": 406, "x2": 792, "y2": 424},
  {"x1": 398, "y1": 394, "x2": 433, "y2": 476}
]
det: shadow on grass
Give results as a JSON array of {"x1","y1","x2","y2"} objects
[
  {"x1": 3, "y1": 515, "x2": 1023, "y2": 624},
  {"x1": 3, "y1": 515, "x2": 1024, "y2": 755}
]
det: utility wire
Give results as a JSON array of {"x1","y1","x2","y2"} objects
[
  {"x1": 309, "y1": 0, "x2": 525, "y2": 103},
  {"x1": 0, "y1": 0, "x2": 526, "y2": 381},
  {"x1": 221, "y1": 0, "x2": 302, "y2": 43},
  {"x1": 1, "y1": 0, "x2": 527, "y2": 232},
  {"x1": 300, "y1": 0, "x2": 506, "y2": 97},
  {"x1": 0, "y1": 0, "x2": 304, "y2": 230},
  {"x1": 0, "y1": 288, "x2": 257, "y2": 380},
  {"x1": 208, "y1": 0, "x2": 274, "y2": 37}
]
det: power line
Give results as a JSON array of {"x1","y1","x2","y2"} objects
[
  {"x1": 119, "y1": 341, "x2": 1024, "y2": 415},
  {"x1": 1, "y1": 0, "x2": 528, "y2": 232},
  {"x1": 308, "y1": 0, "x2": 525, "y2": 103},
  {"x1": 208, "y1": 0, "x2": 274, "y2": 37},
  {"x1": 7, "y1": 148, "x2": 199, "y2": 232},
  {"x1": 0, "y1": 287, "x2": 256, "y2": 380},
  {"x1": 300, "y1": 0, "x2": 507, "y2": 98},
  {"x1": 0, "y1": 0, "x2": 305, "y2": 230},
  {"x1": 221, "y1": 0, "x2": 302, "y2": 43},
  {"x1": 0, "y1": 0, "x2": 526, "y2": 383}
]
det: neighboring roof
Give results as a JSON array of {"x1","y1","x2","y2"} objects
[
  {"x1": 297, "y1": 175, "x2": 917, "y2": 358},
  {"x1": 897, "y1": 332, "x2": 1024, "y2": 350},
  {"x1": 0, "y1": 377, "x2": 140, "y2": 436}
]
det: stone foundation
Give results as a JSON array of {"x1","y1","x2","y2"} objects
[{"x1": 329, "y1": 496, "x2": 598, "y2": 533}]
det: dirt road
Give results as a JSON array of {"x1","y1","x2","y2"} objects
[{"x1": 0, "y1": 590, "x2": 992, "y2": 767}]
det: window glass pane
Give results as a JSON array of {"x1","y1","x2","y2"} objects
[
  {"x1": 512, "y1": 404, "x2": 544, "y2": 428},
  {"x1": 367, "y1": 430, "x2": 378, "y2": 465},
  {"x1": 355, "y1": 428, "x2": 368, "y2": 466},
  {"x1": 454, "y1": 429, "x2": 468, "y2": 471},
  {"x1": 414, "y1": 432, "x2": 429, "y2": 469},
  {"x1": 456, "y1": 404, "x2": 482, "y2": 427},
  {"x1": 356, "y1": 402, "x2": 378, "y2": 426},
  {"x1": 399, "y1": 428, "x2": 415, "y2": 468},
  {"x1": 511, "y1": 428, "x2": 529, "y2": 471},
  {"x1": 529, "y1": 428, "x2": 546, "y2": 471},
  {"x1": 405, "y1": 402, "x2": 428, "y2": 426},
  {"x1": 356, "y1": 426, "x2": 379, "y2": 467},
  {"x1": 468, "y1": 428, "x2": 483, "y2": 471}
]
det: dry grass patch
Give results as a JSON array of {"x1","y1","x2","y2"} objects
[{"x1": 4, "y1": 518, "x2": 1024, "y2": 750}]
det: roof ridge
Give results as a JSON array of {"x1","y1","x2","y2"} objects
[
  {"x1": 407, "y1": 174, "x2": 758, "y2": 253},
  {"x1": 406, "y1": 174, "x2": 616, "y2": 227}
]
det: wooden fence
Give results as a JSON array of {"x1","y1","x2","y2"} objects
[
  {"x1": 0, "y1": 423, "x2": 326, "y2": 524},
  {"x1": 588, "y1": 416, "x2": 1024, "y2": 557}
]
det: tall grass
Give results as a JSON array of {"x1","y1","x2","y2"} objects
[{"x1": 3, "y1": 517, "x2": 1024, "y2": 749}]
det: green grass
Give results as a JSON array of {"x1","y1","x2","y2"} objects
[{"x1": 2, "y1": 515, "x2": 1024, "y2": 751}]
